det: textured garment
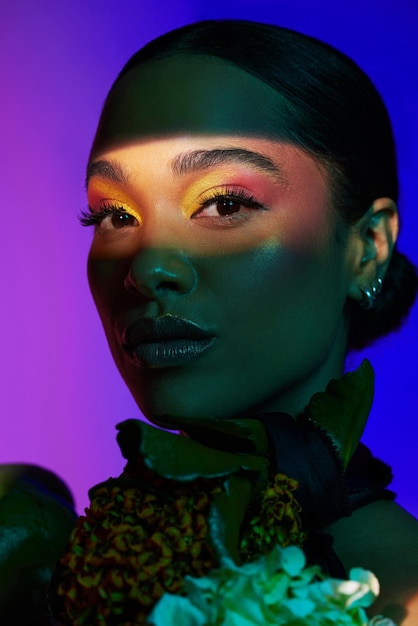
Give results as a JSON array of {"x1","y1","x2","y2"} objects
[
  {"x1": 260, "y1": 413, "x2": 394, "y2": 577},
  {"x1": 47, "y1": 412, "x2": 396, "y2": 624}
]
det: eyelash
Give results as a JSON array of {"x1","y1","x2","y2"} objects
[
  {"x1": 79, "y1": 188, "x2": 266, "y2": 229},
  {"x1": 196, "y1": 188, "x2": 266, "y2": 218},
  {"x1": 79, "y1": 203, "x2": 130, "y2": 228}
]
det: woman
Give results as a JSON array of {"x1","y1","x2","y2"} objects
[{"x1": 3, "y1": 19, "x2": 418, "y2": 625}]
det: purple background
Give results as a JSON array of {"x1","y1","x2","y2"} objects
[{"x1": 0, "y1": 0, "x2": 417, "y2": 516}]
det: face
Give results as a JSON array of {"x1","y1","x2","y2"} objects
[{"x1": 86, "y1": 56, "x2": 356, "y2": 427}]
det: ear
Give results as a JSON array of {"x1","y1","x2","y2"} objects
[{"x1": 348, "y1": 197, "x2": 399, "y2": 304}]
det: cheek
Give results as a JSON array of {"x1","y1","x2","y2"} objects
[
  {"x1": 214, "y1": 241, "x2": 326, "y2": 297},
  {"x1": 204, "y1": 240, "x2": 345, "y2": 340},
  {"x1": 87, "y1": 256, "x2": 129, "y2": 324}
]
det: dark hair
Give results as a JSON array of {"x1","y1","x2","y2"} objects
[{"x1": 99, "y1": 19, "x2": 417, "y2": 350}]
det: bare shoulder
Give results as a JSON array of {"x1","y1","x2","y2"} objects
[{"x1": 327, "y1": 500, "x2": 418, "y2": 624}]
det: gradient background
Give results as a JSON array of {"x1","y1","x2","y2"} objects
[{"x1": 0, "y1": 0, "x2": 417, "y2": 516}]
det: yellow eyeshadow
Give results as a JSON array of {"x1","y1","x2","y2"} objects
[
  {"x1": 117, "y1": 205, "x2": 141, "y2": 223},
  {"x1": 98, "y1": 202, "x2": 141, "y2": 225},
  {"x1": 88, "y1": 182, "x2": 142, "y2": 223},
  {"x1": 181, "y1": 174, "x2": 236, "y2": 217}
]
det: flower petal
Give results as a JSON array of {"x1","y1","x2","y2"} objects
[
  {"x1": 279, "y1": 545, "x2": 306, "y2": 577},
  {"x1": 148, "y1": 593, "x2": 207, "y2": 626}
]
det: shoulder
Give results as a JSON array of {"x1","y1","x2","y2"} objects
[
  {"x1": 0, "y1": 464, "x2": 77, "y2": 623},
  {"x1": 327, "y1": 500, "x2": 418, "y2": 624}
]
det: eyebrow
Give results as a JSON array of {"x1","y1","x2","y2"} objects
[
  {"x1": 171, "y1": 148, "x2": 287, "y2": 183},
  {"x1": 85, "y1": 159, "x2": 129, "y2": 189},
  {"x1": 86, "y1": 147, "x2": 287, "y2": 188}
]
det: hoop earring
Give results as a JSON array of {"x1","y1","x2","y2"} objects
[{"x1": 359, "y1": 277, "x2": 383, "y2": 310}]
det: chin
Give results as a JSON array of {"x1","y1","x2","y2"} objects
[
  {"x1": 132, "y1": 389, "x2": 238, "y2": 427},
  {"x1": 136, "y1": 401, "x2": 215, "y2": 428}
]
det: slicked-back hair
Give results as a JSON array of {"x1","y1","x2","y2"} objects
[{"x1": 94, "y1": 20, "x2": 417, "y2": 350}]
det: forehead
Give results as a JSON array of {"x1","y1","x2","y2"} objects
[{"x1": 90, "y1": 54, "x2": 293, "y2": 159}]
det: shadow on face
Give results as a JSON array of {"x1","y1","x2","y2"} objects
[{"x1": 86, "y1": 55, "x2": 357, "y2": 425}]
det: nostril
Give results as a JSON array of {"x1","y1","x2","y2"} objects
[
  {"x1": 124, "y1": 250, "x2": 198, "y2": 299},
  {"x1": 157, "y1": 280, "x2": 181, "y2": 292}
]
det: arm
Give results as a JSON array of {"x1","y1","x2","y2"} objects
[{"x1": 327, "y1": 500, "x2": 418, "y2": 625}]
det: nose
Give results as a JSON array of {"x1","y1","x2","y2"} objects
[{"x1": 124, "y1": 248, "x2": 197, "y2": 299}]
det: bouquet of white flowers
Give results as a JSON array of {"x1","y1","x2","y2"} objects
[{"x1": 149, "y1": 545, "x2": 395, "y2": 626}]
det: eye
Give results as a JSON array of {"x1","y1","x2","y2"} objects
[
  {"x1": 105, "y1": 212, "x2": 138, "y2": 230},
  {"x1": 193, "y1": 189, "x2": 266, "y2": 222},
  {"x1": 79, "y1": 204, "x2": 139, "y2": 231},
  {"x1": 206, "y1": 197, "x2": 246, "y2": 216}
]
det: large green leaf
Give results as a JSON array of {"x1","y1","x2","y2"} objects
[
  {"x1": 306, "y1": 360, "x2": 374, "y2": 467},
  {"x1": 117, "y1": 420, "x2": 268, "y2": 481}
]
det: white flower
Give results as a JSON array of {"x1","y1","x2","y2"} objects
[
  {"x1": 148, "y1": 593, "x2": 207, "y2": 626},
  {"x1": 147, "y1": 545, "x2": 393, "y2": 626},
  {"x1": 368, "y1": 618, "x2": 397, "y2": 626}
]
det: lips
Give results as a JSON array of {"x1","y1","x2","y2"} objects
[{"x1": 122, "y1": 315, "x2": 216, "y2": 367}]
